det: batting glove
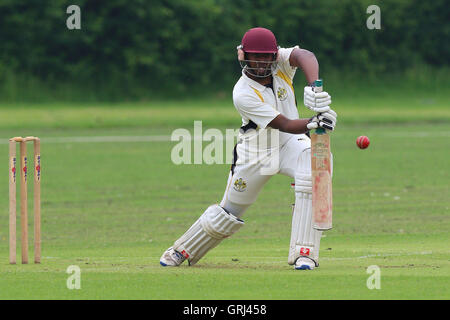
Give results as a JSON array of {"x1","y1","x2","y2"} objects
[
  {"x1": 307, "y1": 109, "x2": 337, "y2": 131},
  {"x1": 304, "y1": 85, "x2": 332, "y2": 113}
]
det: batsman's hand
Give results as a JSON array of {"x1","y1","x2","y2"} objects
[
  {"x1": 307, "y1": 109, "x2": 337, "y2": 131},
  {"x1": 304, "y1": 85, "x2": 332, "y2": 113}
]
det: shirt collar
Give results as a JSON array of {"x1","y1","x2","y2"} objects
[{"x1": 241, "y1": 69, "x2": 268, "y2": 92}]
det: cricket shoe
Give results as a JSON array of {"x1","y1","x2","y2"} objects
[
  {"x1": 294, "y1": 257, "x2": 318, "y2": 270},
  {"x1": 160, "y1": 247, "x2": 186, "y2": 267}
]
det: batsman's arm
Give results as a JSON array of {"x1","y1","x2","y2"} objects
[
  {"x1": 268, "y1": 111, "x2": 337, "y2": 134},
  {"x1": 268, "y1": 114, "x2": 310, "y2": 134},
  {"x1": 289, "y1": 48, "x2": 319, "y2": 85}
]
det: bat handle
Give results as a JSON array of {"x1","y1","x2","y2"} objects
[
  {"x1": 314, "y1": 79, "x2": 323, "y2": 93},
  {"x1": 313, "y1": 79, "x2": 326, "y2": 135},
  {"x1": 315, "y1": 127, "x2": 326, "y2": 134}
]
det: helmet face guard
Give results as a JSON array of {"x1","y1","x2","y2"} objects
[{"x1": 238, "y1": 55, "x2": 278, "y2": 78}]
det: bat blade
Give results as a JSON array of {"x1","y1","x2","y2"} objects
[
  {"x1": 310, "y1": 79, "x2": 332, "y2": 231},
  {"x1": 311, "y1": 130, "x2": 332, "y2": 230}
]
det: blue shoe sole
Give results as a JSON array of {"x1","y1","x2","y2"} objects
[
  {"x1": 160, "y1": 261, "x2": 167, "y2": 266},
  {"x1": 295, "y1": 265, "x2": 312, "y2": 270}
]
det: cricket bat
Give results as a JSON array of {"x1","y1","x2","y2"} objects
[{"x1": 310, "y1": 79, "x2": 332, "y2": 231}]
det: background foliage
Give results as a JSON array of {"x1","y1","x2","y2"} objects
[{"x1": 0, "y1": 0, "x2": 448, "y2": 101}]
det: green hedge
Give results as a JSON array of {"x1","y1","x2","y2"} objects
[{"x1": 0, "y1": 0, "x2": 448, "y2": 101}]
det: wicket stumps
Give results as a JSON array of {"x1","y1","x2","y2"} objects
[{"x1": 9, "y1": 136, "x2": 41, "y2": 264}]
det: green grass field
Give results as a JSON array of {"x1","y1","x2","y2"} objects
[{"x1": 0, "y1": 85, "x2": 449, "y2": 300}]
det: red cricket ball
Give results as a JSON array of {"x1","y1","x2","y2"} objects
[{"x1": 356, "y1": 136, "x2": 370, "y2": 149}]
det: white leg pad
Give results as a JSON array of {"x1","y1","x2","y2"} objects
[
  {"x1": 288, "y1": 148, "x2": 322, "y2": 265},
  {"x1": 173, "y1": 204, "x2": 244, "y2": 265}
]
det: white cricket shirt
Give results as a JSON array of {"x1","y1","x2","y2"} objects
[{"x1": 232, "y1": 46, "x2": 301, "y2": 149}]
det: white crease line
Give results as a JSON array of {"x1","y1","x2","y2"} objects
[
  {"x1": 1, "y1": 130, "x2": 449, "y2": 144},
  {"x1": 322, "y1": 251, "x2": 433, "y2": 261},
  {"x1": 371, "y1": 132, "x2": 450, "y2": 138},
  {"x1": 0, "y1": 135, "x2": 241, "y2": 144},
  {"x1": 0, "y1": 136, "x2": 172, "y2": 144},
  {"x1": 39, "y1": 251, "x2": 433, "y2": 262}
]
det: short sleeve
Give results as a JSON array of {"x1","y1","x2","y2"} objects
[
  {"x1": 277, "y1": 46, "x2": 299, "y2": 80},
  {"x1": 233, "y1": 93, "x2": 280, "y2": 129}
]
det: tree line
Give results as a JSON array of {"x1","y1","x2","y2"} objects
[{"x1": 0, "y1": 0, "x2": 447, "y2": 101}]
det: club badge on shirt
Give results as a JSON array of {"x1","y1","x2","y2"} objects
[
  {"x1": 233, "y1": 178, "x2": 247, "y2": 192},
  {"x1": 277, "y1": 87, "x2": 287, "y2": 101}
]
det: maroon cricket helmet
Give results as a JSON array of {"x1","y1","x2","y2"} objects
[
  {"x1": 241, "y1": 27, "x2": 279, "y2": 54},
  {"x1": 238, "y1": 27, "x2": 279, "y2": 78}
]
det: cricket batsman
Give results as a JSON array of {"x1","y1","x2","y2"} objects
[{"x1": 160, "y1": 27, "x2": 337, "y2": 270}]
